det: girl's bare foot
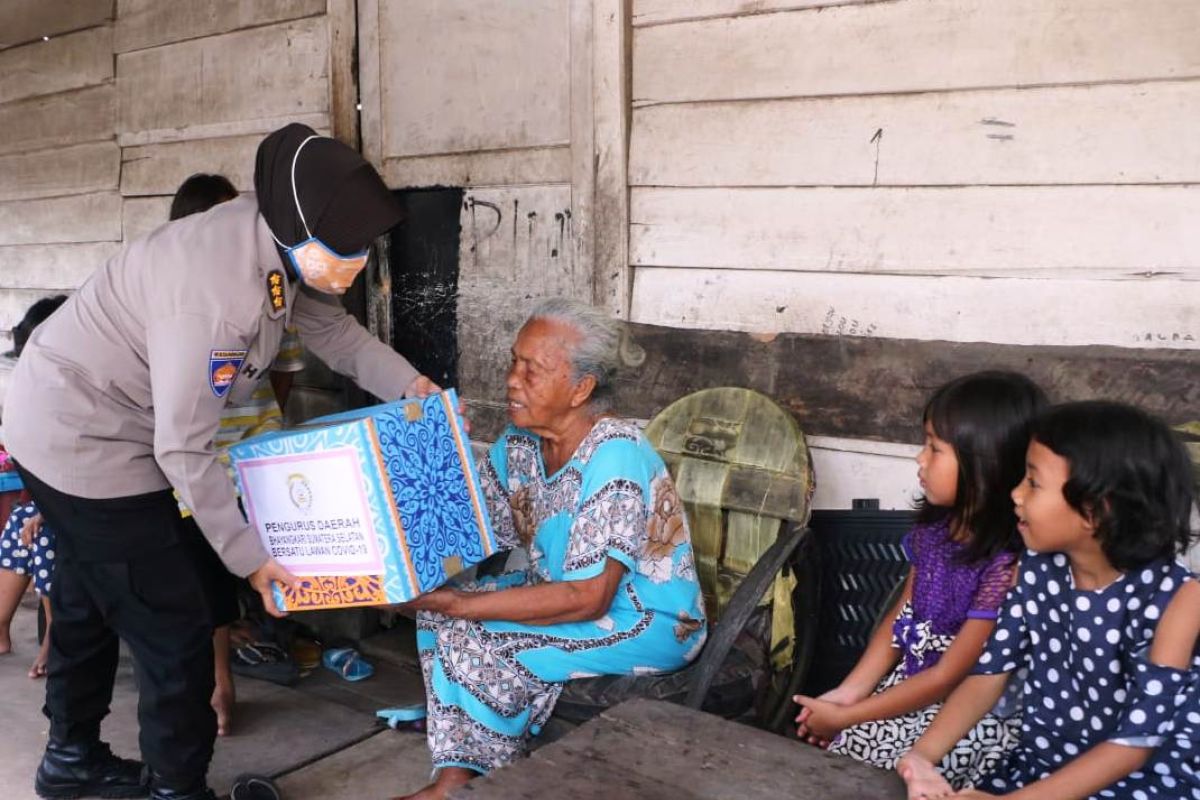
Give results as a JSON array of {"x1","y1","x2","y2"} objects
[
  {"x1": 0, "y1": 626, "x2": 11, "y2": 655},
  {"x1": 393, "y1": 767, "x2": 474, "y2": 800}
]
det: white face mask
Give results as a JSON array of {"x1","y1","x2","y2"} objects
[{"x1": 268, "y1": 135, "x2": 370, "y2": 295}]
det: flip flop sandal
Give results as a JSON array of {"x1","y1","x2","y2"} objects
[
  {"x1": 321, "y1": 647, "x2": 374, "y2": 682},
  {"x1": 376, "y1": 704, "x2": 427, "y2": 732},
  {"x1": 230, "y1": 773, "x2": 281, "y2": 800},
  {"x1": 231, "y1": 642, "x2": 301, "y2": 686}
]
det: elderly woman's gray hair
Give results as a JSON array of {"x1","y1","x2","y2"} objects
[{"x1": 526, "y1": 298, "x2": 622, "y2": 412}]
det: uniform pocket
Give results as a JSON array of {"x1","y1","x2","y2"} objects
[{"x1": 126, "y1": 545, "x2": 213, "y2": 625}]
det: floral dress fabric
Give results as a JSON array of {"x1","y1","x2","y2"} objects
[
  {"x1": 417, "y1": 418, "x2": 708, "y2": 774},
  {"x1": 973, "y1": 552, "x2": 1198, "y2": 798},
  {"x1": 828, "y1": 520, "x2": 1021, "y2": 787},
  {"x1": 0, "y1": 502, "x2": 56, "y2": 595}
]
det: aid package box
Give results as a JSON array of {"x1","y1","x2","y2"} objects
[{"x1": 228, "y1": 389, "x2": 497, "y2": 611}]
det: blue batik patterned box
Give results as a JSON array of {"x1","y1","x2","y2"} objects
[{"x1": 228, "y1": 389, "x2": 497, "y2": 611}]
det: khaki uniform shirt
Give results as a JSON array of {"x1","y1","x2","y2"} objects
[{"x1": 4, "y1": 196, "x2": 417, "y2": 577}]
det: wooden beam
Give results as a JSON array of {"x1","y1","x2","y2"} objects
[
  {"x1": 115, "y1": 114, "x2": 330, "y2": 149},
  {"x1": 120, "y1": 135, "x2": 261, "y2": 196},
  {"x1": 632, "y1": 0, "x2": 884, "y2": 27},
  {"x1": 356, "y1": 0, "x2": 384, "y2": 168},
  {"x1": 0, "y1": 142, "x2": 119, "y2": 202},
  {"x1": 629, "y1": 186, "x2": 1200, "y2": 277},
  {"x1": 0, "y1": 85, "x2": 116, "y2": 157},
  {"x1": 592, "y1": 0, "x2": 632, "y2": 317},
  {"x1": 0, "y1": 0, "x2": 113, "y2": 49},
  {"x1": 378, "y1": 146, "x2": 571, "y2": 190},
  {"x1": 629, "y1": 267, "x2": 1199, "y2": 349},
  {"x1": 570, "y1": 0, "x2": 597, "y2": 301},
  {"x1": 117, "y1": 18, "x2": 328, "y2": 137},
  {"x1": 0, "y1": 243, "x2": 119, "y2": 289},
  {"x1": 0, "y1": 193, "x2": 121, "y2": 246},
  {"x1": 115, "y1": 0, "x2": 324, "y2": 54},
  {"x1": 633, "y1": 0, "x2": 1200, "y2": 104},
  {"x1": 327, "y1": 0, "x2": 359, "y2": 148},
  {"x1": 0, "y1": 26, "x2": 113, "y2": 105},
  {"x1": 613, "y1": 323, "x2": 1200, "y2": 444},
  {"x1": 630, "y1": 80, "x2": 1200, "y2": 187}
]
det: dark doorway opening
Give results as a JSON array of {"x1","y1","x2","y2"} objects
[{"x1": 383, "y1": 188, "x2": 464, "y2": 389}]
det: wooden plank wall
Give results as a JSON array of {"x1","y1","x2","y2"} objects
[
  {"x1": 359, "y1": 0, "x2": 597, "y2": 424},
  {"x1": 0, "y1": 2, "x2": 117, "y2": 382},
  {"x1": 624, "y1": 0, "x2": 1200, "y2": 506},
  {"x1": 0, "y1": 0, "x2": 343, "y2": 414}
]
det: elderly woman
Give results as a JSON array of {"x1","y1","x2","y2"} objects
[{"x1": 398, "y1": 298, "x2": 707, "y2": 799}]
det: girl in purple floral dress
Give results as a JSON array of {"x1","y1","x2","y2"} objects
[{"x1": 796, "y1": 372, "x2": 1047, "y2": 788}]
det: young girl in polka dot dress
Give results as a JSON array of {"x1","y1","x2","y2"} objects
[
  {"x1": 796, "y1": 371, "x2": 1047, "y2": 788},
  {"x1": 0, "y1": 501, "x2": 56, "y2": 679},
  {"x1": 900, "y1": 401, "x2": 1199, "y2": 799}
]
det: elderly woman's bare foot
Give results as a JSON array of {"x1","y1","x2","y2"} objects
[{"x1": 392, "y1": 767, "x2": 475, "y2": 800}]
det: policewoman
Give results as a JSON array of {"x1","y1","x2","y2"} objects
[{"x1": 3, "y1": 124, "x2": 433, "y2": 800}]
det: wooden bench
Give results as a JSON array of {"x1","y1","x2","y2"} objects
[{"x1": 452, "y1": 698, "x2": 906, "y2": 799}]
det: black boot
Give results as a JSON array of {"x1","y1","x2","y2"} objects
[
  {"x1": 147, "y1": 775, "x2": 216, "y2": 800},
  {"x1": 34, "y1": 739, "x2": 148, "y2": 799}
]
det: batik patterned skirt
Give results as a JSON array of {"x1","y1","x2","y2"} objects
[{"x1": 417, "y1": 570, "x2": 697, "y2": 774}]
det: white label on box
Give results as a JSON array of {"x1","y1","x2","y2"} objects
[{"x1": 237, "y1": 447, "x2": 386, "y2": 577}]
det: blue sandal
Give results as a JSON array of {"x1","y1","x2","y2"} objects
[{"x1": 321, "y1": 647, "x2": 374, "y2": 682}]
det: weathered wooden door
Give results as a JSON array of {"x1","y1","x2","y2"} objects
[{"x1": 356, "y1": 0, "x2": 627, "y2": 437}]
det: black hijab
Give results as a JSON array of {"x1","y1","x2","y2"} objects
[{"x1": 254, "y1": 123, "x2": 402, "y2": 263}]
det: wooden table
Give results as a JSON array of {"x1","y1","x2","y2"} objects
[{"x1": 451, "y1": 698, "x2": 907, "y2": 799}]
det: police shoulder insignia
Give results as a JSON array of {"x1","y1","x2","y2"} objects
[
  {"x1": 266, "y1": 269, "x2": 286, "y2": 317},
  {"x1": 209, "y1": 349, "x2": 248, "y2": 398}
]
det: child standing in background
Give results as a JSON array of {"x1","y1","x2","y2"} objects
[
  {"x1": 0, "y1": 295, "x2": 68, "y2": 678},
  {"x1": 797, "y1": 371, "x2": 1047, "y2": 789},
  {"x1": 900, "y1": 401, "x2": 1199, "y2": 799}
]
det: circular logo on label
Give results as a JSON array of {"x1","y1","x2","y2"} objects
[{"x1": 287, "y1": 473, "x2": 313, "y2": 513}]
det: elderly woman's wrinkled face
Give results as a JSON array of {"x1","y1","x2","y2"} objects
[{"x1": 506, "y1": 318, "x2": 583, "y2": 432}]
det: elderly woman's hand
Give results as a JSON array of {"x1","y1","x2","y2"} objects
[{"x1": 393, "y1": 587, "x2": 462, "y2": 617}]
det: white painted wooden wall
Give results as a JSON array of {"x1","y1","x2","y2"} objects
[
  {"x1": 626, "y1": 0, "x2": 1200, "y2": 507},
  {"x1": 0, "y1": 0, "x2": 346, "y2": 415}
]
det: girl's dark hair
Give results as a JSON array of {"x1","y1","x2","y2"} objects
[
  {"x1": 169, "y1": 173, "x2": 238, "y2": 221},
  {"x1": 916, "y1": 370, "x2": 1049, "y2": 563},
  {"x1": 10, "y1": 294, "x2": 68, "y2": 357},
  {"x1": 1032, "y1": 401, "x2": 1196, "y2": 571}
]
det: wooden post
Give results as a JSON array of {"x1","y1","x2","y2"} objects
[
  {"x1": 591, "y1": 0, "x2": 631, "y2": 318},
  {"x1": 327, "y1": 0, "x2": 359, "y2": 149}
]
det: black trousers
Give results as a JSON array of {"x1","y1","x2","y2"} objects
[{"x1": 17, "y1": 466, "x2": 217, "y2": 788}]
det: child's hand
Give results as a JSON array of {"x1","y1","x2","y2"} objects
[
  {"x1": 897, "y1": 753, "x2": 954, "y2": 799},
  {"x1": 952, "y1": 792, "x2": 999, "y2": 798},
  {"x1": 793, "y1": 685, "x2": 863, "y2": 745},
  {"x1": 793, "y1": 693, "x2": 854, "y2": 741},
  {"x1": 19, "y1": 513, "x2": 42, "y2": 548}
]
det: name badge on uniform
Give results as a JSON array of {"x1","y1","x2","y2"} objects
[
  {"x1": 267, "y1": 269, "x2": 287, "y2": 319},
  {"x1": 209, "y1": 349, "x2": 247, "y2": 398}
]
